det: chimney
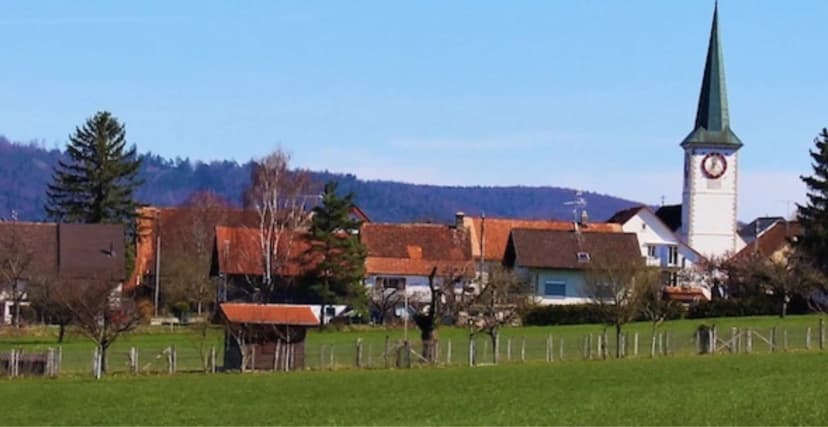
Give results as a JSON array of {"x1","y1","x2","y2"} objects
[
  {"x1": 579, "y1": 209, "x2": 589, "y2": 227},
  {"x1": 455, "y1": 211, "x2": 465, "y2": 230}
]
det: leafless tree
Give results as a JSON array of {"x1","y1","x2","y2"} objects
[
  {"x1": 55, "y1": 278, "x2": 142, "y2": 375},
  {"x1": 369, "y1": 283, "x2": 402, "y2": 325},
  {"x1": 584, "y1": 256, "x2": 655, "y2": 358},
  {"x1": 638, "y1": 268, "x2": 674, "y2": 356},
  {"x1": 0, "y1": 218, "x2": 34, "y2": 327},
  {"x1": 242, "y1": 149, "x2": 314, "y2": 302},
  {"x1": 164, "y1": 191, "x2": 230, "y2": 315},
  {"x1": 465, "y1": 265, "x2": 533, "y2": 364},
  {"x1": 27, "y1": 273, "x2": 73, "y2": 342}
]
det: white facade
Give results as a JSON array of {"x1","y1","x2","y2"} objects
[
  {"x1": 680, "y1": 147, "x2": 740, "y2": 258},
  {"x1": 617, "y1": 208, "x2": 700, "y2": 270}
]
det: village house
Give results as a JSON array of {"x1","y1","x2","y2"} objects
[
  {"x1": 0, "y1": 222, "x2": 125, "y2": 325},
  {"x1": 503, "y1": 228, "x2": 642, "y2": 305}
]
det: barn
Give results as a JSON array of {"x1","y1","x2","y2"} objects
[{"x1": 220, "y1": 303, "x2": 319, "y2": 372}]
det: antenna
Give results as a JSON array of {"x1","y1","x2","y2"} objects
[{"x1": 564, "y1": 190, "x2": 587, "y2": 223}]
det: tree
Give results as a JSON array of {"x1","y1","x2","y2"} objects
[
  {"x1": 55, "y1": 277, "x2": 142, "y2": 376},
  {"x1": 45, "y1": 111, "x2": 143, "y2": 225},
  {"x1": 307, "y1": 181, "x2": 367, "y2": 326},
  {"x1": 27, "y1": 274, "x2": 73, "y2": 342},
  {"x1": 369, "y1": 283, "x2": 402, "y2": 325},
  {"x1": 0, "y1": 218, "x2": 33, "y2": 327},
  {"x1": 242, "y1": 149, "x2": 314, "y2": 302},
  {"x1": 638, "y1": 272, "x2": 675, "y2": 357},
  {"x1": 797, "y1": 128, "x2": 828, "y2": 276},
  {"x1": 163, "y1": 191, "x2": 230, "y2": 316},
  {"x1": 584, "y1": 256, "x2": 655, "y2": 358}
]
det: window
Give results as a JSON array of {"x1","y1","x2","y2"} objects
[
  {"x1": 377, "y1": 277, "x2": 405, "y2": 290},
  {"x1": 647, "y1": 245, "x2": 657, "y2": 258},
  {"x1": 576, "y1": 252, "x2": 590, "y2": 263},
  {"x1": 668, "y1": 246, "x2": 679, "y2": 266},
  {"x1": 544, "y1": 281, "x2": 566, "y2": 298}
]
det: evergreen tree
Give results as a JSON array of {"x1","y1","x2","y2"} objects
[
  {"x1": 307, "y1": 181, "x2": 367, "y2": 325},
  {"x1": 797, "y1": 128, "x2": 828, "y2": 274},
  {"x1": 45, "y1": 111, "x2": 143, "y2": 224}
]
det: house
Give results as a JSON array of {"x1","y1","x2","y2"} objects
[
  {"x1": 737, "y1": 217, "x2": 787, "y2": 248},
  {"x1": 459, "y1": 212, "x2": 622, "y2": 279},
  {"x1": 731, "y1": 220, "x2": 800, "y2": 263},
  {"x1": 503, "y1": 228, "x2": 641, "y2": 305},
  {"x1": 0, "y1": 222, "x2": 124, "y2": 325},
  {"x1": 608, "y1": 206, "x2": 702, "y2": 279},
  {"x1": 360, "y1": 222, "x2": 472, "y2": 320},
  {"x1": 219, "y1": 302, "x2": 319, "y2": 372},
  {"x1": 210, "y1": 225, "x2": 316, "y2": 303}
]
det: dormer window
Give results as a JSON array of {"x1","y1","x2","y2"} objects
[{"x1": 577, "y1": 252, "x2": 591, "y2": 263}]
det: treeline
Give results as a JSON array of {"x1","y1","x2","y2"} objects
[{"x1": 0, "y1": 136, "x2": 638, "y2": 223}]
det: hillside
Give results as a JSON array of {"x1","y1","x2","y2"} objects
[{"x1": 0, "y1": 136, "x2": 639, "y2": 223}]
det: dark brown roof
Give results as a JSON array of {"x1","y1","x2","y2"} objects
[
  {"x1": 655, "y1": 204, "x2": 682, "y2": 232},
  {"x1": 606, "y1": 206, "x2": 644, "y2": 225},
  {"x1": 220, "y1": 303, "x2": 319, "y2": 326},
  {"x1": 732, "y1": 221, "x2": 801, "y2": 261},
  {"x1": 506, "y1": 228, "x2": 641, "y2": 270},
  {"x1": 0, "y1": 222, "x2": 124, "y2": 281},
  {"x1": 361, "y1": 223, "x2": 471, "y2": 276}
]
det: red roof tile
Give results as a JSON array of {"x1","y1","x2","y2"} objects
[
  {"x1": 220, "y1": 303, "x2": 319, "y2": 326},
  {"x1": 214, "y1": 226, "x2": 315, "y2": 277},
  {"x1": 361, "y1": 223, "x2": 471, "y2": 276}
]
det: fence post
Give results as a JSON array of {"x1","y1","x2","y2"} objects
[
  {"x1": 730, "y1": 328, "x2": 737, "y2": 353},
  {"x1": 447, "y1": 339, "x2": 452, "y2": 365},
  {"x1": 820, "y1": 319, "x2": 825, "y2": 350},
  {"x1": 93, "y1": 347, "x2": 101, "y2": 379},
  {"x1": 559, "y1": 337, "x2": 564, "y2": 361},
  {"x1": 8, "y1": 349, "x2": 14, "y2": 378},
  {"x1": 619, "y1": 334, "x2": 626, "y2": 358},
  {"x1": 384, "y1": 336, "x2": 390, "y2": 369},
  {"x1": 211, "y1": 345, "x2": 217, "y2": 373},
  {"x1": 330, "y1": 344, "x2": 336, "y2": 370},
  {"x1": 483, "y1": 339, "x2": 489, "y2": 364},
  {"x1": 783, "y1": 329, "x2": 788, "y2": 351},
  {"x1": 403, "y1": 341, "x2": 411, "y2": 368},
  {"x1": 806, "y1": 327, "x2": 812, "y2": 350},
  {"x1": 596, "y1": 334, "x2": 602, "y2": 360},
  {"x1": 520, "y1": 337, "x2": 526, "y2": 362},
  {"x1": 506, "y1": 338, "x2": 512, "y2": 362},
  {"x1": 657, "y1": 333, "x2": 663, "y2": 356},
  {"x1": 712, "y1": 326, "x2": 718, "y2": 353},
  {"x1": 770, "y1": 327, "x2": 777, "y2": 352},
  {"x1": 368, "y1": 343, "x2": 373, "y2": 368},
  {"x1": 355, "y1": 338, "x2": 363, "y2": 368},
  {"x1": 602, "y1": 330, "x2": 608, "y2": 359},
  {"x1": 167, "y1": 346, "x2": 173, "y2": 374},
  {"x1": 468, "y1": 338, "x2": 474, "y2": 367},
  {"x1": 746, "y1": 329, "x2": 753, "y2": 353},
  {"x1": 665, "y1": 332, "x2": 671, "y2": 356},
  {"x1": 587, "y1": 334, "x2": 593, "y2": 359},
  {"x1": 494, "y1": 334, "x2": 500, "y2": 364},
  {"x1": 633, "y1": 332, "x2": 639, "y2": 357}
]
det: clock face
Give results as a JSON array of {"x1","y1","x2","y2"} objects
[{"x1": 701, "y1": 152, "x2": 727, "y2": 179}]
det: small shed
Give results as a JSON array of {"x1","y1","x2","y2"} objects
[{"x1": 220, "y1": 303, "x2": 319, "y2": 372}]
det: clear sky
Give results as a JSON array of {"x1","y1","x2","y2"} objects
[{"x1": 1, "y1": 0, "x2": 825, "y2": 221}]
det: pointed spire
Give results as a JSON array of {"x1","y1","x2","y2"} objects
[{"x1": 682, "y1": 2, "x2": 742, "y2": 148}]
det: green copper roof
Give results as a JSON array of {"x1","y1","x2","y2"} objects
[{"x1": 681, "y1": 3, "x2": 743, "y2": 148}]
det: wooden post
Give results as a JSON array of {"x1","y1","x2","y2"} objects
[
  {"x1": 167, "y1": 346, "x2": 173, "y2": 374},
  {"x1": 368, "y1": 343, "x2": 373, "y2": 368},
  {"x1": 210, "y1": 345, "x2": 217, "y2": 373},
  {"x1": 559, "y1": 337, "x2": 564, "y2": 361},
  {"x1": 384, "y1": 336, "x2": 390, "y2": 369},
  {"x1": 746, "y1": 329, "x2": 753, "y2": 353},
  {"x1": 404, "y1": 341, "x2": 411, "y2": 368},
  {"x1": 731, "y1": 327, "x2": 737, "y2": 353},
  {"x1": 665, "y1": 333, "x2": 670, "y2": 356},
  {"x1": 657, "y1": 333, "x2": 663, "y2": 356},
  {"x1": 806, "y1": 327, "x2": 812, "y2": 350},
  {"x1": 633, "y1": 332, "x2": 639, "y2": 357},
  {"x1": 695, "y1": 330, "x2": 701, "y2": 354},
  {"x1": 619, "y1": 334, "x2": 626, "y2": 358},
  {"x1": 783, "y1": 329, "x2": 788, "y2": 351},
  {"x1": 93, "y1": 347, "x2": 101, "y2": 379},
  {"x1": 8, "y1": 350, "x2": 14, "y2": 378},
  {"x1": 468, "y1": 338, "x2": 474, "y2": 367},
  {"x1": 355, "y1": 338, "x2": 363, "y2": 368},
  {"x1": 435, "y1": 341, "x2": 440, "y2": 364},
  {"x1": 506, "y1": 338, "x2": 512, "y2": 362},
  {"x1": 602, "y1": 331, "x2": 608, "y2": 359},
  {"x1": 596, "y1": 334, "x2": 602, "y2": 360},
  {"x1": 712, "y1": 326, "x2": 718, "y2": 353},
  {"x1": 820, "y1": 319, "x2": 825, "y2": 350},
  {"x1": 483, "y1": 339, "x2": 489, "y2": 364},
  {"x1": 587, "y1": 334, "x2": 593, "y2": 360},
  {"x1": 446, "y1": 339, "x2": 452, "y2": 365},
  {"x1": 494, "y1": 334, "x2": 500, "y2": 364},
  {"x1": 330, "y1": 344, "x2": 335, "y2": 370},
  {"x1": 770, "y1": 327, "x2": 777, "y2": 352},
  {"x1": 520, "y1": 337, "x2": 526, "y2": 362},
  {"x1": 57, "y1": 346, "x2": 62, "y2": 376}
]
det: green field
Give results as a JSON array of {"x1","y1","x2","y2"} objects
[
  {"x1": 1, "y1": 314, "x2": 825, "y2": 374},
  {"x1": 1, "y1": 351, "x2": 826, "y2": 425}
]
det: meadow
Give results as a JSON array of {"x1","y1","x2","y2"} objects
[{"x1": 0, "y1": 351, "x2": 826, "y2": 425}]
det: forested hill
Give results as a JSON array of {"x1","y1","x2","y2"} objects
[{"x1": 0, "y1": 136, "x2": 640, "y2": 223}]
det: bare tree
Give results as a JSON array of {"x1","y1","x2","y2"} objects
[
  {"x1": 164, "y1": 191, "x2": 230, "y2": 316},
  {"x1": 0, "y1": 218, "x2": 34, "y2": 327},
  {"x1": 242, "y1": 149, "x2": 314, "y2": 302},
  {"x1": 465, "y1": 265, "x2": 533, "y2": 364},
  {"x1": 369, "y1": 283, "x2": 401, "y2": 325},
  {"x1": 55, "y1": 278, "x2": 142, "y2": 375},
  {"x1": 638, "y1": 269, "x2": 674, "y2": 356},
  {"x1": 584, "y1": 256, "x2": 654, "y2": 358},
  {"x1": 27, "y1": 273, "x2": 73, "y2": 342}
]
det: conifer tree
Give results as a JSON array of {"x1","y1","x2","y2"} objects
[
  {"x1": 45, "y1": 111, "x2": 143, "y2": 224},
  {"x1": 797, "y1": 128, "x2": 828, "y2": 274},
  {"x1": 307, "y1": 181, "x2": 367, "y2": 325}
]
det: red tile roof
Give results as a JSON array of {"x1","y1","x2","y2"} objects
[
  {"x1": 464, "y1": 216, "x2": 623, "y2": 262},
  {"x1": 361, "y1": 223, "x2": 471, "y2": 276},
  {"x1": 213, "y1": 226, "x2": 315, "y2": 277},
  {"x1": 664, "y1": 286, "x2": 709, "y2": 302},
  {"x1": 220, "y1": 303, "x2": 319, "y2": 326},
  {"x1": 732, "y1": 221, "x2": 800, "y2": 262}
]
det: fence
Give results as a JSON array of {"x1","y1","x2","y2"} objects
[{"x1": 2, "y1": 319, "x2": 826, "y2": 378}]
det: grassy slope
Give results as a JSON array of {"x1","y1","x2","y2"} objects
[{"x1": 1, "y1": 352, "x2": 826, "y2": 425}]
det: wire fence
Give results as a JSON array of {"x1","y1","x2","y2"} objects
[{"x1": 2, "y1": 319, "x2": 825, "y2": 378}]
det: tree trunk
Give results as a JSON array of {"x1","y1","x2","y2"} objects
[
  {"x1": 615, "y1": 324, "x2": 622, "y2": 358},
  {"x1": 99, "y1": 343, "x2": 109, "y2": 374},
  {"x1": 421, "y1": 328, "x2": 437, "y2": 362},
  {"x1": 58, "y1": 322, "x2": 66, "y2": 343},
  {"x1": 780, "y1": 294, "x2": 789, "y2": 318}
]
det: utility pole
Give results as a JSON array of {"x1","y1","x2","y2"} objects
[{"x1": 154, "y1": 235, "x2": 161, "y2": 317}]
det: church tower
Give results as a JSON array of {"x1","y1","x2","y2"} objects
[{"x1": 679, "y1": 3, "x2": 743, "y2": 258}]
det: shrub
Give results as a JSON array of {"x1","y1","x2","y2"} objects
[{"x1": 523, "y1": 303, "x2": 687, "y2": 326}]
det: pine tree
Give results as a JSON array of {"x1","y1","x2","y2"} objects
[
  {"x1": 797, "y1": 128, "x2": 828, "y2": 274},
  {"x1": 307, "y1": 181, "x2": 367, "y2": 325},
  {"x1": 45, "y1": 111, "x2": 143, "y2": 224}
]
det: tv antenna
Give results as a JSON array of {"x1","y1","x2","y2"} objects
[{"x1": 564, "y1": 190, "x2": 588, "y2": 235}]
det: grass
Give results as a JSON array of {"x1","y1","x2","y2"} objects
[
  {"x1": 1, "y1": 351, "x2": 826, "y2": 425},
  {"x1": 1, "y1": 314, "x2": 825, "y2": 373}
]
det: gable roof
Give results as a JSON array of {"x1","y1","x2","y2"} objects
[
  {"x1": 361, "y1": 223, "x2": 471, "y2": 276},
  {"x1": 731, "y1": 221, "x2": 800, "y2": 261},
  {"x1": 506, "y1": 229, "x2": 641, "y2": 270},
  {"x1": 212, "y1": 226, "x2": 315, "y2": 277},
  {"x1": 606, "y1": 206, "x2": 644, "y2": 225},
  {"x1": 220, "y1": 303, "x2": 319, "y2": 326},
  {"x1": 654, "y1": 204, "x2": 682, "y2": 233},
  {"x1": 738, "y1": 217, "x2": 785, "y2": 242},
  {"x1": 463, "y1": 216, "x2": 622, "y2": 262}
]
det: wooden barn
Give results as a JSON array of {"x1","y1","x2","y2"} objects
[{"x1": 220, "y1": 303, "x2": 319, "y2": 372}]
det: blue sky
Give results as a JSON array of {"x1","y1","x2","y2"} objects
[{"x1": 1, "y1": 0, "x2": 825, "y2": 221}]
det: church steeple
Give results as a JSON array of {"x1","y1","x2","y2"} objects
[{"x1": 681, "y1": 3, "x2": 743, "y2": 148}]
